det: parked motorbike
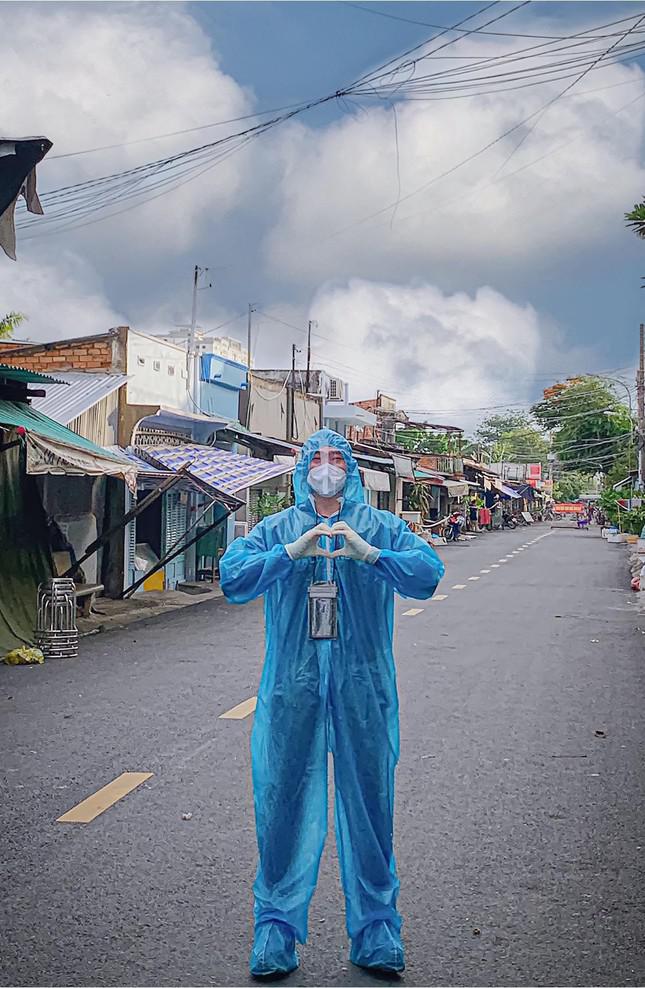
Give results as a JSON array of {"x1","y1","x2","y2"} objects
[
  {"x1": 445, "y1": 512, "x2": 465, "y2": 541},
  {"x1": 502, "y1": 512, "x2": 517, "y2": 529}
]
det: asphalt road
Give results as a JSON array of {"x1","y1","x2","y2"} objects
[{"x1": 1, "y1": 525, "x2": 644, "y2": 988}]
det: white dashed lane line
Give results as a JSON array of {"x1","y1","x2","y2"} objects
[
  {"x1": 452, "y1": 584, "x2": 467, "y2": 590},
  {"x1": 220, "y1": 696, "x2": 257, "y2": 720}
]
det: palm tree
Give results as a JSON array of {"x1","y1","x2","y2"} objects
[
  {"x1": 0, "y1": 311, "x2": 26, "y2": 340},
  {"x1": 625, "y1": 199, "x2": 645, "y2": 239}
]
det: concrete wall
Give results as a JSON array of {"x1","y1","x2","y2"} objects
[
  {"x1": 247, "y1": 377, "x2": 321, "y2": 441},
  {"x1": 126, "y1": 331, "x2": 189, "y2": 410}
]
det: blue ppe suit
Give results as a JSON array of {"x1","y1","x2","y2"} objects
[{"x1": 220, "y1": 429, "x2": 445, "y2": 946}]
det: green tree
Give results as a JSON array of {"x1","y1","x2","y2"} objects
[
  {"x1": 397, "y1": 428, "x2": 451, "y2": 454},
  {"x1": 532, "y1": 377, "x2": 633, "y2": 475},
  {"x1": 553, "y1": 472, "x2": 592, "y2": 501},
  {"x1": 625, "y1": 198, "x2": 645, "y2": 240},
  {"x1": 472, "y1": 411, "x2": 549, "y2": 463},
  {"x1": 0, "y1": 311, "x2": 26, "y2": 339},
  {"x1": 604, "y1": 445, "x2": 638, "y2": 490}
]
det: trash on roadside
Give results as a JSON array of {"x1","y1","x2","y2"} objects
[
  {"x1": 594, "y1": 729, "x2": 607, "y2": 737},
  {"x1": 590, "y1": 639, "x2": 600, "y2": 643},
  {"x1": 181, "y1": 812, "x2": 193, "y2": 821},
  {"x1": 3, "y1": 647, "x2": 44, "y2": 665},
  {"x1": 472, "y1": 928, "x2": 481, "y2": 936}
]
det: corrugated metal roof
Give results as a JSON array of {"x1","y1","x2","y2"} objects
[
  {"x1": 0, "y1": 363, "x2": 67, "y2": 386},
  {"x1": 0, "y1": 399, "x2": 126, "y2": 462},
  {"x1": 30, "y1": 372, "x2": 127, "y2": 425}
]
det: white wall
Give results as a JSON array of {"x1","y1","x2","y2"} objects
[
  {"x1": 248, "y1": 377, "x2": 321, "y2": 440},
  {"x1": 126, "y1": 330, "x2": 189, "y2": 410}
]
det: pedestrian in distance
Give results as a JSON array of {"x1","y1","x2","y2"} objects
[{"x1": 220, "y1": 428, "x2": 445, "y2": 978}]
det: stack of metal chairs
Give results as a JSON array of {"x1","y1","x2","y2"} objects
[{"x1": 36, "y1": 578, "x2": 79, "y2": 660}]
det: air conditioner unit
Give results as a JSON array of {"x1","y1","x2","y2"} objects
[
  {"x1": 327, "y1": 378, "x2": 344, "y2": 400},
  {"x1": 234, "y1": 522, "x2": 248, "y2": 539}
]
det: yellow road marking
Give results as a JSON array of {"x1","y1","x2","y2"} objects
[
  {"x1": 468, "y1": 576, "x2": 480, "y2": 581},
  {"x1": 403, "y1": 608, "x2": 424, "y2": 616},
  {"x1": 220, "y1": 695, "x2": 257, "y2": 720},
  {"x1": 57, "y1": 772, "x2": 152, "y2": 824},
  {"x1": 452, "y1": 584, "x2": 467, "y2": 590},
  {"x1": 431, "y1": 594, "x2": 448, "y2": 601}
]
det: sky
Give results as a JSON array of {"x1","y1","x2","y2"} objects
[{"x1": 2, "y1": 0, "x2": 645, "y2": 429}]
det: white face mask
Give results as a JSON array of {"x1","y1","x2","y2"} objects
[{"x1": 308, "y1": 463, "x2": 346, "y2": 497}]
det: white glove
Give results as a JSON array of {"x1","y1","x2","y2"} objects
[
  {"x1": 329, "y1": 522, "x2": 380, "y2": 564},
  {"x1": 285, "y1": 523, "x2": 334, "y2": 561}
]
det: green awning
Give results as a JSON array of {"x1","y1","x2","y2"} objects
[
  {"x1": 0, "y1": 363, "x2": 67, "y2": 386},
  {"x1": 0, "y1": 399, "x2": 137, "y2": 490}
]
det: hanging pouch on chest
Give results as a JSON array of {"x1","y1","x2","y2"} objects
[{"x1": 308, "y1": 581, "x2": 338, "y2": 640}]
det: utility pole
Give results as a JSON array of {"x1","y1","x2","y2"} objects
[
  {"x1": 638, "y1": 323, "x2": 645, "y2": 489},
  {"x1": 187, "y1": 264, "x2": 199, "y2": 402},
  {"x1": 187, "y1": 265, "x2": 211, "y2": 408},
  {"x1": 305, "y1": 320, "x2": 315, "y2": 395},
  {"x1": 247, "y1": 303, "x2": 256, "y2": 373},
  {"x1": 290, "y1": 344, "x2": 300, "y2": 441}
]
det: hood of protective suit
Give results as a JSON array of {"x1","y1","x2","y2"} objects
[{"x1": 293, "y1": 428, "x2": 365, "y2": 506}]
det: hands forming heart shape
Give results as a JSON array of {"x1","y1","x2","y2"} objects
[
  {"x1": 306, "y1": 522, "x2": 378, "y2": 563},
  {"x1": 286, "y1": 523, "x2": 380, "y2": 563}
]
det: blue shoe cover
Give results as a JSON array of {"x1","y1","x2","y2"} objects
[
  {"x1": 250, "y1": 921, "x2": 299, "y2": 977},
  {"x1": 350, "y1": 920, "x2": 405, "y2": 973}
]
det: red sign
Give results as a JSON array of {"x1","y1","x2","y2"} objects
[
  {"x1": 553, "y1": 502, "x2": 584, "y2": 514},
  {"x1": 527, "y1": 463, "x2": 542, "y2": 480}
]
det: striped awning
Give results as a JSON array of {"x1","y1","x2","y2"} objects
[{"x1": 142, "y1": 443, "x2": 293, "y2": 495}]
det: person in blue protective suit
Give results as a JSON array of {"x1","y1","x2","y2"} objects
[{"x1": 219, "y1": 428, "x2": 445, "y2": 978}]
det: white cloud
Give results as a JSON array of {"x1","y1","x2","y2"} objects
[
  {"x1": 0, "y1": 2, "x2": 255, "y2": 340},
  {"x1": 307, "y1": 278, "x2": 568, "y2": 426},
  {"x1": 0, "y1": 252, "x2": 125, "y2": 342},
  {"x1": 2, "y1": 3, "x2": 251, "y2": 250},
  {"x1": 265, "y1": 55, "x2": 645, "y2": 285},
  {"x1": 1, "y1": 1, "x2": 636, "y2": 400}
]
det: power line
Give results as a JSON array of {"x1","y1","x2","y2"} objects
[
  {"x1": 342, "y1": 2, "x2": 601, "y2": 41},
  {"x1": 492, "y1": 11, "x2": 645, "y2": 177},
  {"x1": 48, "y1": 100, "x2": 322, "y2": 160},
  {"x1": 20, "y1": 0, "x2": 540, "y2": 238}
]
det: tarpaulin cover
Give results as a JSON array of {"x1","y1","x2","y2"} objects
[
  {"x1": 145, "y1": 443, "x2": 293, "y2": 494},
  {"x1": 359, "y1": 467, "x2": 390, "y2": 492},
  {"x1": 219, "y1": 428, "x2": 445, "y2": 947},
  {"x1": 492, "y1": 478, "x2": 520, "y2": 499},
  {"x1": 390, "y1": 453, "x2": 415, "y2": 480},
  {"x1": 0, "y1": 400, "x2": 137, "y2": 491},
  {"x1": 443, "y1": 479, "x2": 469, "y2": 497},
  {"x1": 0, "y1": 445, "x2": 52, "y2": 653},
  {"x1": 26, "y1": 433, "x2": 137, "y2": 492}
]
